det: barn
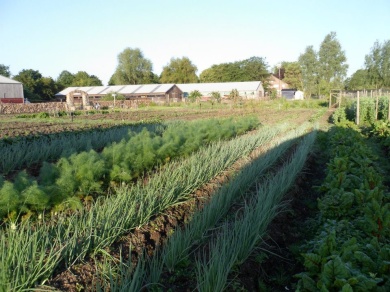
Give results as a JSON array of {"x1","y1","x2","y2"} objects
[
  {"x1": 0, "y1": 75, "x2": 24, "y2": 103},
  {"x1": 177, "y1": 81, "x2": 264, "y2": 99}
]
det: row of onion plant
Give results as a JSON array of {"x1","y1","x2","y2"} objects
[
  {"x1": 0, "y1": 121, "x2": 288, "y2": 291},
  {"x1": 195, "y1": 130, "x2": 316, "y2": 291},
  {"x1": 94, "y1": 123, "x2": 315, "y2": 291}
]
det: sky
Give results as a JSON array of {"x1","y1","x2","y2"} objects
[{"x1": 1, "y1": 0, "x2": 389, "y2": 85}]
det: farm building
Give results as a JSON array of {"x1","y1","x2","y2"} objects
[
  {"x1": 177, "y1": 81, "x2": 264, "y2": 99},
  {"x1": 55, "y1": 84, "x2": 183, "y2": 105},
  {"x1": 268, "y1": 75, "x2": 289, "y2": 96},
  {"x1": 0, "y1": 75, "x2": 24, "y2": 103},
  {"x1": 281, "y1": 89, "x2": 304, "y2": 100}
]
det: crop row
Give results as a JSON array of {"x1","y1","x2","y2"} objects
[
  {"x1": 296, "y1": 124, "x2": 390, "y2": 291},
  {"x1": 95, "y1": 123, "x2": 316, "y2": 291},
  {"x1": 0, "y1": 120, "x2": 164, "y2": 175},
  {"x1": 1, "y1": 120, "x2": 286, "y2": 291},
  {"x1": 332, "y1": 96, "x2": 389, "y2": 125},
  {"x1": 0, "y1": 116, "x2": 259, "y2": 221}
]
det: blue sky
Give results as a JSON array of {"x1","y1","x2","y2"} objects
[{"x1": 1, "y1": 0, "x2": 389, "y2": 85}]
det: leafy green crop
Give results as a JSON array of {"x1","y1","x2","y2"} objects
[{"x1": 296, "y1": 125, "x2": 390, "y2": 291}]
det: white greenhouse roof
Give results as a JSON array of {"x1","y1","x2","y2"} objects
[
  {"x1": 177, "y1": 81, "x2": 262, "y2": 93},
  {"x1": 56, "y1": 84, "x2": 177, "y2": 96},
  {"x1": 0, "y1": 75, "x2": 22, "y2": 84},
  {"x1": 55, "y1": 82, "x2": 262, "y2": 97}
]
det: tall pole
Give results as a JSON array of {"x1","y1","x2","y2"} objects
[
  {"x1": 278, "y1": 64, "x2": 281, "y2": 98},
  {"x1": 375, "y1": 94, "x2": 379, "y2": 120},
  {"x1": 388, "y1": 94, "x2": 390, "y2": 121},
  {"x1": 356, "y1": 91, "x2": 360, "y2": 125},
  {"x1": 113, "y1": 93, "x2": 117, "y2": 108}
]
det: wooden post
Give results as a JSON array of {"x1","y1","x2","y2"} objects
[
  {"x1": 356, "y1": 91, "x2": 360, "y2": 125},
  {"x1": 388, "y1": 94, "x2": 390, "y2": 121},
  {"x1": 329, "y1": 92, "x2": 332, "y2": 109},
  {"x1": 376, "y1": 94, "x2": 379, "y2": 120}
]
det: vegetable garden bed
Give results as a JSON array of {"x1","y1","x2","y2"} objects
[{"x1": 0, "y1": 105, "x2": 337, "y2": 291}]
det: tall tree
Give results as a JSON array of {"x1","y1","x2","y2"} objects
[
  {"x1": 13, "y1": 69, "x2": 43, "y2": 93},
  {"x1": 365, "y1": 40, "x2": 390, "y2": 88},
  {"x1": 160, "y1": 57, "x2": 198, "y2": 83},
  {"x1": 110, "y1": 47, "x2": 154, "y2": 85},
  {"x1": 0, "y1": 64, "x2": 11, "y2": 77},
  {"x1": 14, "y1": 69, "x2": 59, "y2": 101},
  {"x1": 344, "y1": 69, "x2": 372, "y2": 90},
  {"x1": 57, "y1": 70, "x2": 75, "y2": 88},
  {"x1": 282, "y1": 61, "x2": 303, "y2": 90},
  {"x1": 298, "y1": 46, "x2": 319, "y2": 98},
  {"x1": 241, "y1": 56, "x2": 269, "y2": 82},
  {"x1": 318, "y1": 31, "x2": 348, "y2": 94},
  {"x1": 72, "y1": 71, "x2": 102, "y2": 86},
  {"x1": 40, "y1": 77, "x2": 59, "y2": 100},
  {"x1": 199, "y1": 57, "x2": 268, "y2": 84}
]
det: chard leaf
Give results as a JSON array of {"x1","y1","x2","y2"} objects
[
  {"x1": 303, "y1": 253, "x2": 322, "y2": 273},
  {"x1": 321, "y1": 256, "x2": 349, "y2": 287},
  {"x1": 341, "y1": 283, "x2": 353, "y2": 292}
]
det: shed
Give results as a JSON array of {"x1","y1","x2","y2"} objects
[
  {"x1": 0, "y1": 75, "x2": 24, "y2": 103},
  {"x1": 176, "y1": 81, "x2": 264, "y2": 99}
]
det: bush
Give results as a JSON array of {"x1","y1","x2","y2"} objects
[{"x1": 36, "y1": 112, "x2": 50, "y2": 119}]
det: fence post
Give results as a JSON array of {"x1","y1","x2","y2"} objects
[
  {"x1": 329, "y1": 92, "x2": 332, "y2": 109},
  {"x1": 376, "y1": 94, "x2": 379, "y2": 120},
  {"x1": 388, "y1": 94, "x2": 390, "y2": 121},
  {"x1": 356, "y1": 91, "x2": 360, "y2": 125}
]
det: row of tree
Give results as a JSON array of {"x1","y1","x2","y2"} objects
[
  {"x1": 1, "y1": 32, "x2": 388, "y2": 101},
  {"x1": 279, "y1": 33, "x2": 390, "y2": 97}
]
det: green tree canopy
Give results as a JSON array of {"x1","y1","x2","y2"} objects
[
  {"x1": 199, "y1": 56, "x2": 269, "y2": 84},
  {"x1": 14, "y1": 69, "x2": 59, "y2": 101},
  {"x1": 318, "y1": 31, "x2": 348, "y2": 94},
  {"x1": 73, "y1": 71, "x2": 102, "y2": 86},
  {"x1": 40, "y1": 77, "x2": 59, "y2": 100},
  {"x1": 13, "y1": 69, "x2": 43, "y2": 93},
  {"x1": 365, "y1": 40, "x2": 390, "y2": 88},
  {"x1": 0, "y1": 64, "x2": 11, "y2": 77},
  {"x1": 344, "y1": 69, "x2": 373, "y2": 90},
  {"x1": 160, "y1": 57, "x2": 198, "y2": 83},
  {"x1": 57, "y1": 70, "x2": 75, "y2": 88},
  {"x1": 110, "y1": 47, "x2": 154, "y2": 85},
  {"x1": 188, "y1": 90, "x2": 202, "y2": 103},
  {"x1": 298, "y1": 45, "x2": 319, "y2": 98},
  {"x1": 281, "y1": 61, "x2": 303, "y2": 90}
]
